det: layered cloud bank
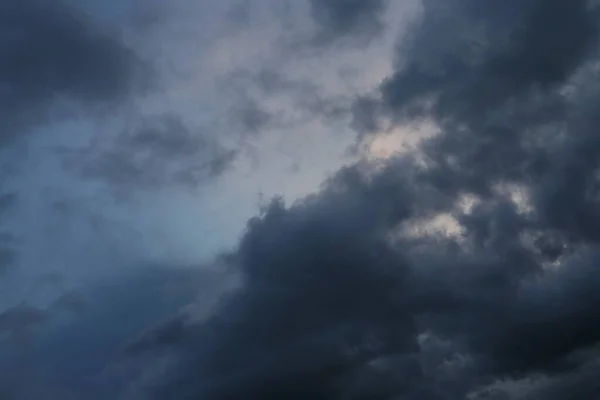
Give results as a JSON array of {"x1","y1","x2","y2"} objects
[{"x1": 2, "y1": 1, "x2": 600, "y2": 399}]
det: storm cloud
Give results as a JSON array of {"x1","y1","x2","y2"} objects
[
  {"x1": 124, "y1": 1, "x2": 600, "y2": 399},
  {"x1": 0, "y1": 0, "x2": 147, "y2": 139},
  {"x1": 4, "y1": 0, "x2": 600, "y2": 399}
]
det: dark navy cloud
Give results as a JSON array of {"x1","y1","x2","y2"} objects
[{"x1": 0, "y1": 267, "x2": 202, "y2": 400}]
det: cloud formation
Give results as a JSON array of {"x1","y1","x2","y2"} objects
[
  {"x1": 5, "y1": 0, "x2": 600, "y2": 399},
  {"x1": 0, "y1": 0, "x2": 148, "y2": 139},
  {"x1": 309, "y1": 0, "x2": 388, "y2": 45},
  {"x1": 0, "y1": 193, "x2": 18, "y2": 273},
  {"x1": 61, "y1": 114, "x2": 237, "y2": 193},
  {"x1": 123, "y1": 1, "x2": 600, "y2": 399}
]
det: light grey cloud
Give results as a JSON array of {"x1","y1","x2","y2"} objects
[{"x1": 60, "y1": 114, "x2": 237, "y2": 194}]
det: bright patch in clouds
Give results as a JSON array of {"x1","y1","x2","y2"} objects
[{"x1": 367, "y1": 120, "x2": 439, "y2": 159}]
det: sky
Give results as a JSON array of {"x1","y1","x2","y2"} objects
[{"x1": 2, "y1": 0, "x2": 600, "y2": 398}]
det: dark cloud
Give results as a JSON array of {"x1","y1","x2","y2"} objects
[
  {"x1": 351, "y1": 96, "x2": 382, "y2": 135},
  {"x1": 0, "y1": 247, "x2": 16, "y2": 274},
  {"x1": 129, "y1": 1, "x2": 170, "y2": 32},
  {"x1": 227, "y1": 68, "x2": 355, "y2": 132},
  {"x1": 50, "y1": 291, "x2": 87, "y2": 315},
  {"x1": 134, "y1": 164, "x2": 421, "y2": 398},
  {"x1": 60, "y1": 114, "x2": 237, "y2": 194},
  {"x1": 3, "y1": 0, "x2": 600, "y2": 398},
  {"x1": 309, "y1": 0, "x2": 388, "y2": 45},
  {"x1": 369, "y1": 0, "x2": 600, "y2": 245},
  {"x1": 231, "y1": 96, "x2": 276, "y2": 135},
  {"x1": 123, "y1": 314, "x2": 192, "y2": 359},
  {"x1": 0, "y1": 194, "x2": 18, "y2": 274},
  {"x1": 140, "y1": 172, "x2": 600, "y2": 399},
  {"x1": 0, "y1": 304, "x2": 47, "y2": 340},
  {"x1": 378, "y1": 0, "x2": 598, "y2": 121},
  {"x1": 0, "y1": 0, "x2": 149, "y2": 139},
  {"x1": 122, "y1": 1, "x2": 600, "y2": 399},
  {"x1": 0, "y1": 291, "x2": 87, "y2": 342},
  {"x1": 0, "y1": 194, "x2": 16, "y2": 213},
  {"x1": 0, "y1": 267, "x2": 202, "y2": 400}
]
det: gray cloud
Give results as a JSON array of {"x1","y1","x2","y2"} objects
[
  {"x1": 377, "y1": 0, "x2": 598, "y2": 120},
  {"x1": 120, "y1": 1, "x2": 600, "y2": 399},
  {"x1": 226, "y1": 68, "x2": 355, "y2": 135},
  {"x1": 60, "y1": 114, "x2": 237, "y2": 193},
  {"x1": 309, "y1": 0, "x2": 388, "y2": 45},
  {"x1": 4, "y1": 0, "x2": 600, "y2": 398},
  {"x1": 138, "y1": 169, "x2": 600, "y2": 399},
  {"x1": 231, "y1": 96, "x2": 277, "y2": 136},
  {"x1": 0, "y1": 290, "x2": 84, "y2": 343},
  {"x1": 0, "y1": 304, "x2": 46, "y2": 340},
  {"x1": 0, "y1": 0, "x2": 149, "y2": 139},
  {"x1": 0, "y1": 267, "x2": 203, "y2": 400},
  {"x1": 0, "y1": 194, "x2": 18, "y2": 274},
  {"x1": 369, "y1": 0, "x2": 600, "y2": 244},
  {"x1": 135, "y1": 164, "x2": 420, "y2": 398}
]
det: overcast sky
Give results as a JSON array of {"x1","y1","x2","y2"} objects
[{"x1": 2, "y1": 0, "x2": 600, "y2": 399}]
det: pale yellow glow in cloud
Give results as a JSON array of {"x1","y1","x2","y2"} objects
[
  {"x1": 365, "y1": 120, "x2": 466, "y2": 240},
  {"x1": 367, "y1": 120, "x2": 439, "y2": 159},
  {"x1": 492, "y1": 181, "x2": 533, "y2": 214},
  {"x1": 400, "y1": 212, "x2": 463, "y2": 238}
]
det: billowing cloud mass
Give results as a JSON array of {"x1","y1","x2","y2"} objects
[
  {"x1": 128, "y1": 1, "x2": 600, "y2": 399},
  {"x1": 4, "y1": 0, "x2": 600, "y2": 399}
]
